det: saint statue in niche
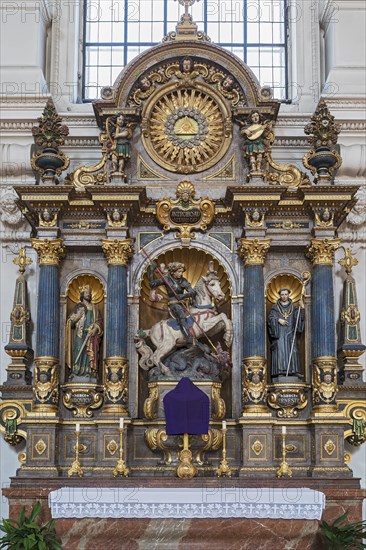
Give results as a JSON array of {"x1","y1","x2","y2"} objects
[
  {"x1": 267, "y1": 288, "x2": 304, "y2": 378},
  {"x1": 65, "y1": 284, "x2": 103, "y2": 381}
]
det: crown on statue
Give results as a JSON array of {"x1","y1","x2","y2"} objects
[{"x1": 79, "y1": 284, "x2": 91, "y2": 293}]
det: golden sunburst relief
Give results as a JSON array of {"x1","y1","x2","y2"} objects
[{"x1": 142, "y1": 85, "x2": 231, "y2": 173}]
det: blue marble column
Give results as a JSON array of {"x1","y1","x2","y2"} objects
[
  {"x1": 32, "y1": 238, "x2": 65, "y2": 412},
  {"x1": 102, "y1": 238, "x2": 134, "y2": 415},
  {"x1": 307, "y1": 238, "x2": 341, "y2": 412},
  {"x1": 238, "y1": 238, "x2": 271, "y2": 415}
]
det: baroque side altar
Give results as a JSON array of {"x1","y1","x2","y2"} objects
[{"x1": 0, "y1": 4, "x2": 365, "y2": 548}]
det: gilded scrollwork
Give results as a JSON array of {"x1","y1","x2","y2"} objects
[
  {"x1": 62, "y1": 384, "x2": 104, "y2": 418},
  {"x1": 268, "y1": 387, "x2": 308, "y2": 418},
  {"x1": 156, "y1": 181, "x2": 215, "y2": 243},
  {"x1": 145, "y1": 427, "x2": 172, "y2": 464}
]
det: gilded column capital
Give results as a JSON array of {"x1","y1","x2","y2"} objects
[
  {"x1": 238, "y1": 238, "x2": 271, "y2": 266},
  {"x1": 306, "y1": 238, "x2": 341, "y2": 265},
  {"x1": 32, "y1": 238, "x2": 65, "y2": 266},
  {"x1": 101, "y1": 238, "x2": 134, "y2": 266}
]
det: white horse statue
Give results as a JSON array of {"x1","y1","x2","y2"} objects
[{"x1": 135, "y1": 262, "x2": 233, "y2": 376}]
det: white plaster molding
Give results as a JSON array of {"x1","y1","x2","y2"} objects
[
  {"x1": 49, "y1": 488, "x2": 326, "y2": 520},
  {"x1": 338, "y1": 146, "x2": 366, "y2": 178},
  {"x1": 0, "y1": 144, "x2": 33, "y2": 177}
]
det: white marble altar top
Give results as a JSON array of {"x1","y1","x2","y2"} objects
[{"x1": 49, "y1": 487, "x2": 325, "y2": 520}]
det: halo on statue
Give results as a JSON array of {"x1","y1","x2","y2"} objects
[
  {"x1": 266, "y1": 274, "x2": 303, "y2": 304},
  {"x1": 66, "y1": 275, "x2": 105, "y2": 305}
]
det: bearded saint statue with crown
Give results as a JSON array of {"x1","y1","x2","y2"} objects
[{"x1": 65, "y1": 284, "x2": 103, "y2": 381}]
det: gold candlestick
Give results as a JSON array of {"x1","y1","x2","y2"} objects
[
  {"x1": 68, "y1": 430, "x2": 84, "y2": 477},
  {"x1": 276, "y1": 431, "x2": 292, "y2": 478},
  {"x1": 113, "y1": 428, "x2": 129, "y2": 477},
  {"x1": 216, "y1": 426, "x2": 232, "y2": 477}
]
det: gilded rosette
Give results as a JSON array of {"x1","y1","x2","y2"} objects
[
  {"x1": 31, "y1": 238, "x2": 65, "y2": 266},
  {"x1": 238, "y1": 238, "x2": 271, "y2": 266},
  {"x1": 306, "y1": 238, "x2": 341, "y2": 265},
  {"x1": 101, "y1": 238, "x2": 134, "y2": 266}
]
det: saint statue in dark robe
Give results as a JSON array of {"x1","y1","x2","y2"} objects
[{"x1": 267, "y1": 288, "x2": 304, "y2": 378}]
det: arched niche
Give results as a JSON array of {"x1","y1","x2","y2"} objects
[{"x1": 136, "y1": 247, "x2": 232, "y2": 417}]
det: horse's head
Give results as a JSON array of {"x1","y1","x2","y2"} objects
[{"x1": 202, "y1": 262, "x2": 225, "y2": 303}]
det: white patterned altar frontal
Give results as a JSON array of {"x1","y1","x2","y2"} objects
[{"x1": 49, "y1": 487, "x2": 325, "y2": 520}]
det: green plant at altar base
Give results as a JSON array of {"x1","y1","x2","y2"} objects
[
  {"x1": 0, "y1": 501, "x2": 61, "y2": 550},
  {"x1": 319, "y1": 510, "x2": 366, "y2": 549}
]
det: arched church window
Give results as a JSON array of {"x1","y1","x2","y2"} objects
[{"x1": 83, "y1": 0, "x2": 288, "y2": 101}]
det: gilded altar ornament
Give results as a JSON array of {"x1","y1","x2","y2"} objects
[
  {"x1": 339, "y1": 248, "x2": 358, "y2": 274},
  {"x1": 33, "y1": 357, "x2": 59, "y2": 412},
  {"x1": 176, "y1": 433, "x2": 197, "y2": 479},
  {"x1": 315, "y1": 208, "x2": 334, "y2": 227},
  {"x1": 276, "y1": 428, "x2": 293, "y2": 478},
  {"x1": 62, "y1": 384, "x2": 104, "y2": 418},
  {"x1": 38, "y1": 209, "x2": 58, "y2": 227},
  {"x1": 106, "y1": 439, "x2": 119, "y2": 456},
  {"x1": 104, "y1": 357, "x2": 128, "y2": 414},
  {"x1": 66, "y1": 130, "x2": 110, "y2": 189},
  {"x1": 145, "y1": 428, "x2": 172, "y2": 464},
  {"x1": 324, "y1": 439, "x2": 336, "y2": 456},
  {"x1": 312, "y1": 357, "x2": 338, "y2": 412},
  {"x1": 242, "y1": 357, "x2": 268, "y2": 414},
  {"x1": 303, "y1": 99, "x2": 342, "y2": 183},
  {"x1": 68, "y1": 426, "x2": 84, "y2": 477},
  {"x1": 31, "y1": 99, "x2": 70, "y2": 184},
  {"x1": 156, "y1": 181, "x2": 215, "y2": 243},
  {"x1": 143, "y1": 383, "x2": 159, "y2": 420},
  {"x1": 197, "y1": 429, "x2": 222, "y2": 465},
  {"x1": 237, "y1": 238, "x2": 271, "y2": 265},
  {"x1": 141, "y1": 80, "x2": 232, "y2": 173},
  {"x1": 13, "y1": 248, "x2": 32, "y2": 274},
  {"x1": 211, "y1": 383, "x2": 226, "y2": 420},
  {"x1": 101, "y1": 238, "x2": 134, "y2": 266},
  {"x1": 268, "y1": 386, "x2": 308, "y2": 418},
  {"x1": 31, "y1": 238, "x2": 65, "y2": 266},
  {"x1": 306, "y1": 238, "x2": 341, "y2": 265},
  {"x1": 113, "y1": 424, "x2": 129, "y2": 477},
  {"x1": 107, "y1": 210, "x2": 127, "y2": 227},
  {"x1": 251, "y1": 440, "x2": 264, "y2": 456},
  {"x1": 216, "y1": 421, "x2": 232, "y2": 477},
  {"x1": 34, "y1": 438, "x2": 47, "y2": 456},
  {"x1": 246, "y1": 210, "x2": 264, "y2": 227}
]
